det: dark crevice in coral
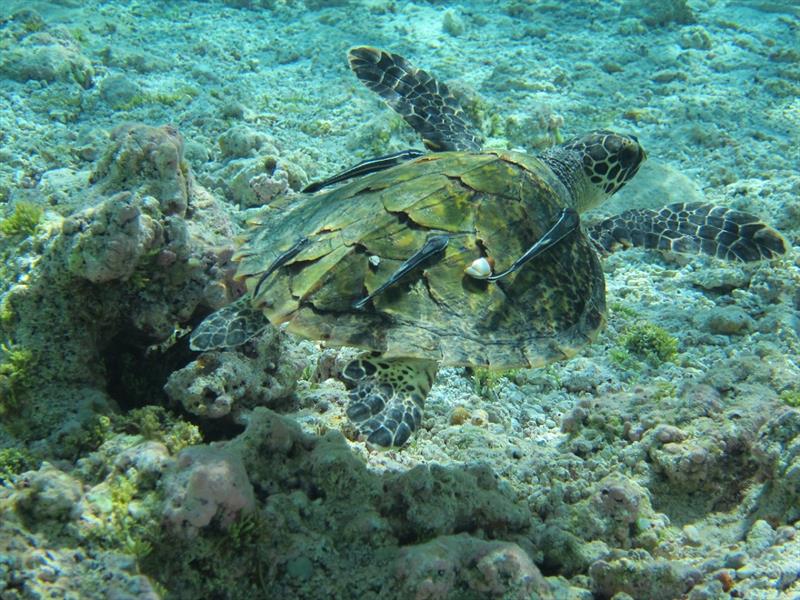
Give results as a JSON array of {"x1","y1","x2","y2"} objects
[
  {"x1": 186, "y1": 304, "x2": 216, "y2": 330},
  {"x1": 193, "y1": 416, "x2": 246, "y2": 443},
  {"x1": 104, "y1": 326, "x2": 247, "y2": 442},
  {"x1": 536, "y1": 560, "x2": 562, "y2": 578},
  {"x1": 103, "y1": 329, "x2": 193, "y2": 412}
]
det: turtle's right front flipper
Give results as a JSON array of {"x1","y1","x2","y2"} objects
[
  {"x1": 588, "y1": 202, "x2": 787, "y2": 262},
  {"x1": 348, "y1": 46, "x2": 483, "y2": 152}
]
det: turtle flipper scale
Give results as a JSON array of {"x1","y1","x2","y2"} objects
[
  {"x1": 348, "y1": 46, "x2": 483, "y2": 152},
  {"x1": 588, "y1": 202, "x2": 787, "y2": 262},
  {"x1": 189, "y1": 297, "x2": 270, "y2": 351},
  {"x1": 342, "y1": 356, "x2": 438, "y2": 447}
]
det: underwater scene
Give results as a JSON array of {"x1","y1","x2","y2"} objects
[{"x1": 1, "y1": 0, "x2": 799, "y2": 598}]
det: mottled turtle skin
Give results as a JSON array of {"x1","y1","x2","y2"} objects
[{"x1": 191, "y1": 47, "x2": 786, "y2": 448}]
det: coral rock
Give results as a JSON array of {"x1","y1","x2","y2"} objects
[
  {"x1": 590, "y1": 554, "x2": 701, "y2": 600},
  {"x1": 65, "y1": 192, "x2": 163, "y2": 283},
  {"x1": 14, "y1": 463, "x2": 82, "y2": 522},
  {"x1": 395, "y1": 534, "x2": 551, "y2": 599},
  {"x1": 0, "y1": 27, "x2": 93, "y2": 88},
  {"x1": 90, "y1": 124, "x2": 191, "y2": 216},
  {"x1": 164, "y1": 329, "x2": 303, "y2": 420},
  {"x1": 162, "y1": 446, "x2": 255, "y2": 537}
]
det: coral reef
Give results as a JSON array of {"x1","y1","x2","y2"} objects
[
  {"x1": 0, "y1": 1, "x2": 798, "y2": 598},
  {"x1": 89, "y1": 123, "x2": 191, "y2": 216},
  {"x1": 752, "y1": 409, "x2": 800, "y2": 523},
  {"x1": 0, "y1": 122, "x2": 238, "y2": 454},
  {"x1": 395, "y1": 534, "x2": 550, "y2": 599},
  {"x1": 0, "y1": 11, "x2": 93, "y2": 88},
  {"x1": 125, "y1": 408, "x2": 546, "y2": 598},
  {"x1": 619, "y1": 0, "x2": 695, "y2": 27},
  {"x1": 164, "y1": 326, "x2": 306, "y2": 420},
  {"x1": 15, "y1": 462, "x2": 83, "y2": 522},
  {"x1": 0, "y1": 515, "x2": 160, "y2": 600},
  {"x1": 589, "y1": 554, "x2": 701, "y2": 600}
]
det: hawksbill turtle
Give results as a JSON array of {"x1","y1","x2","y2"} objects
[{"x1": 190, "y1": 47, "x2": 786, "y2": 447}]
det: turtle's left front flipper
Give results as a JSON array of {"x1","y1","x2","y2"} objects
[
  {"x1": 588, "y1": 202, "x2": 787, "y2": 262},
  {"x1": 190, "y1": 297, "x2": 270, "y2": 351},
  {"x1": 348, "y1": 46, "x2": 483, "y2": 152}
]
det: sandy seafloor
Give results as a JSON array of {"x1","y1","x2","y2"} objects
[{"x1": 1, "y1": 0, "x2": 799, "y2": 598}]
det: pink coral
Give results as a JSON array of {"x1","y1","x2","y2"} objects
[{"x1": 162, "y1": 446, "x2": 255, "y2": 537}]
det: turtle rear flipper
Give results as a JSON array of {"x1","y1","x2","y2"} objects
[
  {"x1": 588, "y1": 202, "x2": 787, "y2": 262},
  {"x1": 348, "y1": 46, "x2": 483, "y2": 152},
  {"x1": 189, "y1": 297, "x2": 270, "y2": 351},
  {"x1": 342, "y1": 356, "x2": 437, "y2": 448}
]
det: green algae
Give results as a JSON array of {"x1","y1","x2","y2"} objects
[
  {"x1": 609, "y1": 301, "x2": 639, "y2": 319},
  {"x1": 0, "y1": 447, "x2": 36, "y2": 483},
  {"x1": 0, "y1": 342, "x2": 36, "y2": 418},
  {"x1": 0, "y1": 201, "x2": 43, "y2": 238},
  {"x1": 780, "y1": 389, "x2": 800, "y2": 408},
  {"x1": 142, "y1": 509, "x2": 271, "y2": 598},
  {"x1": 112, "y1": 405, "x2": 202, "y2": 454},
  {"x1": 614, "y1": 322, "x2": 679, "y2": 368},
  {"x1": 59, "y1": 414, "x2": 113, "y2": 460},
  {"x1": 114, "y1": 86, "x2": 200, "y2": 111},
  {"x1": 471, "y1": 366, "x2": 520, "y2": 399},
  {"x1": 83, "y1": 470, "x2": 163, "y2": 564}
]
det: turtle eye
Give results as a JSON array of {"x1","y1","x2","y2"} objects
[{"x1": 618, "y1": 144, "x2": 640, "y2": 169}]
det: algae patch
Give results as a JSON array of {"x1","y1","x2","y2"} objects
[
  {"x1": 0, "y1": 342, "x2": 36, "y2": 417},
  {"x1": 611, "y1": 321, "x2": 679, "y2": 368},
  {"x1": 0, "y1": 201, "x2": 43, "y2": 238}
]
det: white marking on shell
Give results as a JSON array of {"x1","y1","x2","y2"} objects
[
  {"x1": 368, "y1": 255, "x2": 381, "y2": 267},
  {"x1": 465, "y1": 257, "x2": 492, "y2": 279}
]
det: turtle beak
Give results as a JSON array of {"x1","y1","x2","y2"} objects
[{"x1": 628, "y1": 134, "x2": 646, "y2": 163}]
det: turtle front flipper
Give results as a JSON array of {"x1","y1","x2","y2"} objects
[
  {"x1": 588, "y1": 202, "x2": 787, "y2": 261},
  {"x1": 189, "y1": 297, "x2": 270, "y2": 351},
  {"x1": 348, "y1": 46, "x2": 483, "y2": 152},
  {"x1": 342, "y1": 356, "x2": 438, "y2": 447}
]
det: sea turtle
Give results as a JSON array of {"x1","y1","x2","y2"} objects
[{"x1": 190, "y1": 47, "x2": 786, "y2": 447}]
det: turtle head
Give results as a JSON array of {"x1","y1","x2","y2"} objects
[{"x1": 541, "y1": 130, "x2": 646, "y2": 212}]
